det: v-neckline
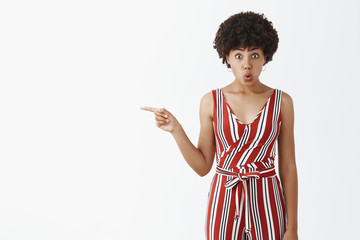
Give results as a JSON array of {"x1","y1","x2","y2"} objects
[{"x1": 219, "y1": 88, "x2": 276, "y2": 125}]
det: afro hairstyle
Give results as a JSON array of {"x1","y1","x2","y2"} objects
[{"x1": 213, "y1": 11, "x2": 279, "y2": 68}]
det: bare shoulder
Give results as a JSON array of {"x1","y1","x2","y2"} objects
[
  {"x1": 281, "y1": 90, "x2": 294, "y2": 105},
  {"x1": 199, "y1": 90, "x2": 214, "y2": 121},
  {"x1": 280, "y1": 90, "x2": 294, "y2": 125}
]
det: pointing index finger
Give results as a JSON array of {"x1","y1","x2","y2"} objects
[{"x1": 139, "y1": 106, "x2": 160, "y2": 112}]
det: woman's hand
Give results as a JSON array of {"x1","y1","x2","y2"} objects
[
  {"x1": 139, "y1": 106, "x2": 181, "y2": 133},
  {"x1": 282, "y1": 229, "x2": 298, "y2": 240}
]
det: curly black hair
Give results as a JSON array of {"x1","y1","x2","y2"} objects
[{"x1": 213, "y1": 11, "x2": 279, "y2": 68}]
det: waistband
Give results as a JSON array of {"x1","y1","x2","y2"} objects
[{"x1": 216, "y1": 165, "x2": 276, "y2": 179}]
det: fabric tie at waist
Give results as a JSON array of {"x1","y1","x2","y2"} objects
[{"x1": 216, "y1": 165, "x2": 277, "y2": 237}]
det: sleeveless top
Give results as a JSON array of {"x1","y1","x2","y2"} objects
[{"x1": 212, "y1": 88, "x2": 282, "y2": 171}]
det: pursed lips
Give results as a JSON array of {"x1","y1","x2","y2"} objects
[{"x1": 244, "y1": 72, "x2": 252, "y2": 77}]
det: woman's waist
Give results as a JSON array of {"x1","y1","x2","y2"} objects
[
  {"x1": 218, "y1": 157, "x2": 275, "y2": 170},
  {"x1": 215, "y1": 164, "x2": 277, "y2": 178}
]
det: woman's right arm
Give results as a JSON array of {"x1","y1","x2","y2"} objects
[{"x1": 170, "y1": 92, "x2": 216, "y2": 176}]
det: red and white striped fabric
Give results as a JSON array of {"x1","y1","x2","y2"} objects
[{"x1": 205, "y1": 88, "x2": 287, "y2": 240}]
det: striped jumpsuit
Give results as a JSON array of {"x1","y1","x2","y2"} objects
[{"x1": 205, "y1": 88, "x2": 287, "y2": 240}]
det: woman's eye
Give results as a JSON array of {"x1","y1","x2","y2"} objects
[{"x1": 235, "y1": 53, "x2": 259, "y2": 59}]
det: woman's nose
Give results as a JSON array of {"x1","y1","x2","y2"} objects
[{"x1": 243, "y1": 59, "x2": 251, "y2": 69}]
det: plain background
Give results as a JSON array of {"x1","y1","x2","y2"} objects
[{"x1": 1, "y1": 0, "x2": 359, "y2": 239}]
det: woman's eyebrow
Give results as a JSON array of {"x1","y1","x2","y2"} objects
[{"x1": 236, "y1": 47, "x2": 260, "y2": 51}]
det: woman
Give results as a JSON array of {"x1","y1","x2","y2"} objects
[{"x1": 140, "y1": 11, "x2": 298, "y2": 240}]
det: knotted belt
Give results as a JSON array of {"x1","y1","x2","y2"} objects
[{"x1": 216, "y1": 165, "x2": 277, "y2": 237}]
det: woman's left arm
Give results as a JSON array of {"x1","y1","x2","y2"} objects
[{"x1": 278, "y1": 92, "x2": 298, "y2": 239}]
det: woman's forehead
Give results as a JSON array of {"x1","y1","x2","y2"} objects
[{"x1": 231, "y1": 46, "x2": 263, "y2": 52}]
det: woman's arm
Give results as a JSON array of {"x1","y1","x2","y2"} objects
[
  {"x1": 171, "y1": 91, "x2": 216, "y2": 176},
  {"x1": 278, "y1": 91, "x2": 298, "y2": 233}
]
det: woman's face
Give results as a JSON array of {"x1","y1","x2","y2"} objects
[{"x1": 226, "y1": 46, "x2": 266, "y2": 84}]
